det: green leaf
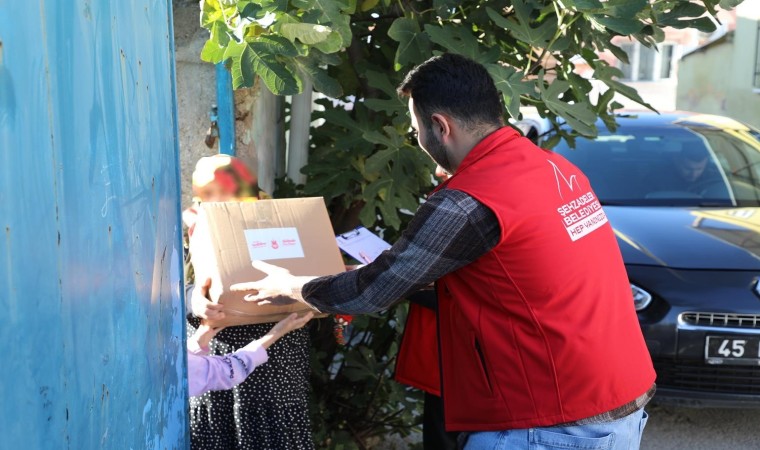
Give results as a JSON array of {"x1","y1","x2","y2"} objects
[
  {"x1": 388, "y1": 18, "x2": 431, "y2": 70},
  {"x1": 200, "y1": 0, "x2": 228, "y2": 27},
  {"x1": 210, "y1": 20, "x2": 231, "y2": 47},
  {"x1": 365, "y1": 148, "x2": 396, "y2": 173},
  {"x1": 486, "y1": 3, "x2": 557, "y2": 46},
  {"x1": 295, "y1": 57, "x2": 343, "y2": 98},
  {"x1": 252, "y1": 35, "x2": 300, "y2": 57},
  {"x1": 719, "y1": 0, "x2": 743, "y2": 8},
  {"x1": 603, "y1": 0, "x2": 647, "y2": 18},
  {"x1": 542, "y1": 133, "x2": 562, "y2": 150},
  {"x1": 200, "y1": 21, "x2": 231, "y2": 63},
  {"x1": 363, "y1": 178, "x2": 387, "y2": 199},
  {"x1": 359, "y1": 198, "x2": 379, "y2": 226},
  {"x1": 567, "y1": 72, "x2": 592, "y2": 97},
  {"x1": 486, "y1": 63, "x2": 534, "y2": 119},
  {"x1": 564, "y1": 0, "x2": 603, "y2": 10},
  {"x1": 362, "y1": 69, "x2": 407, "y2": 115},
  {"x1": 313, "y1": 30, "x2": 344, "y2": 54},
  {"x1": 310, "y1": 49, "x2": 341, "y2": 66},
  {"x1": 538, "y1": 72, "x2": 598, "y2": 136},
  {"x1": 432, "y1": 0, "x2": 460, "y2": 9},
  {"x1": 593, "y1": 63, "x2": 656, "y2": 112},
  {"x1": 224, "y1": 40, "x2": 301, "y2": 94},
  {"x1": 359, "y1": 0, "x2": 380, "y2": 12},
  {"x1": 223, "y1": 41, "x2": 256, "y2": 87},
  {"x1": 332, "y1": 14, "x2": 353, "y2": 48},
  {"x1": 656, "y1": 2, "x2": 706, "y2": 23},
  {"x1": 201, "y1": 39, "x2": 227, "y2": 63},
  {"x1": 606, "y1": 42, "x2": 629, "y2": 65},
  {"x1": 378, "y1": 193, "x2": 401, "y2": 229},
  {"x1": 236, "y1": 1, "x2": 262, "y2": 19},
  {"x1": 280, "y1": 23, "x2": 333, "y2": 45},
  {"x1": 309, "y1": 0, "x2": 354, "y2": 42},
  {"x1": 364, "y1": 98, "x2": 406, "y2": 116},
  {"x1": 364, "y1": 69, "x2": 398, "y2": 98},
  {"x1": 654, "y1": 2, "x2": 715, "y2": 32},
  {"x1": 424, "y1": 24, "x2": 482, "y2": 62},
  {"x1": 595, "y1": 87, "x2": 616, "y2": 114},
  {"x1": 664, "y1": 17, "x2": 716, "y2": 32},
  {"x1": 591, "y1": 15, "x2": 644, "y2": 35}
]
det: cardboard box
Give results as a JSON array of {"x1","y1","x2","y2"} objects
[{"x1": 190, "y1": 197, "x2": 343, "y2": 327}]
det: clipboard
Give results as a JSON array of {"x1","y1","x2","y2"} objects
[{"x1": 336, "y1": 226, "x2": 392, "y2": 263}]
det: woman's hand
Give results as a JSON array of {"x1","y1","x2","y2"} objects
[
  {"x1": 245, "y1": 312, "x2": 315, "y2": 350},
  {"x1": 190, "y1": 321, "x2": 226, "y2": 352},
  {"x1": 191, "y1": 278, "x2": 226, "y2": 320}
]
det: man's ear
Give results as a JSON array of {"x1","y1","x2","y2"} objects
[{"x1": 431, "y1": 113, "x2": 452, "y2": 140}]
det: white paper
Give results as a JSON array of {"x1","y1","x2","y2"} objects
[
  {"x1": 244, "y1": 227, "x2": 305, "y2": 261},
  {"x1": 336, "y1": 226, "x2": 391, "y2": 263}
]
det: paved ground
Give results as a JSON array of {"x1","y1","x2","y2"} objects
[
  {"x1": 378, "y1": 402, "x2": 760, "y2": 449},
  {"x1": 641, "y1": 403, "x2": 760, "y2": 449}
]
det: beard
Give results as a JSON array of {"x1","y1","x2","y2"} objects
[{"x1": 421, "y1": 127, "x2": 453, "y2": 174}]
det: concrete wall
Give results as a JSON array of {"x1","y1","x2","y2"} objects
[
  {"x1": 173, "y1": 0, "x2": 217, "y2": 208},
  {"x1": 172, "y1": 0, "x2": 259, "y2": 208},
  {"x1": 676, "y1": 39, "x2": 734, "y2": 115},
  {"x1": 677, "y1": 0, "x2": 760, "y2": 128},
  {"x1": 0, "y1": 1, "x2": 188, "y2": 448}
]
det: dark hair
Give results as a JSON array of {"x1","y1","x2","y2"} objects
[
  {"x1": 678, "y1": 146, "x2": 709, "y2": 162},
  {"x1": 397, "y1": 53, "x2": 504, "y2": 132}
]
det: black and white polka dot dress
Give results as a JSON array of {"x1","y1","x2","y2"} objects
[{"x1": 188, "y1": 319, "x2": 314, "y2": 450}]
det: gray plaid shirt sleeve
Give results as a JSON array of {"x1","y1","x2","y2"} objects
[{"x1": 302, "y1": 189, "x2": 500, "y2": 314}]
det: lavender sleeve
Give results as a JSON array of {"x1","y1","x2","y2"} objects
[{"x1": 187, "y1": 344, "x2": 269, "y2": 397}]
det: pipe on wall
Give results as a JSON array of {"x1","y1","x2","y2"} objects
[{"x1": 215, "y1": 63, "x2": 236, "y2": 156}]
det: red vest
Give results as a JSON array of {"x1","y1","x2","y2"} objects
[
  {"x1": 435, "y1": 127, "x2": 655, "y2": 431},
  {"x1": 395, "y1": 303, "x2": 441, "y2": 396}
]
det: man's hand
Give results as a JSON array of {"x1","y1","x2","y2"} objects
[
  {"x1": 230, "y1": 261, "x2": 317, "y2": 306},
  {"x1": 191, "y1": 278, "x2": 226, "y2": 320},
  {"x1": 435, "y1": 165, "x2": 451, "y2": 181}
]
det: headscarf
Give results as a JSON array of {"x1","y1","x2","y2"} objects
[
  {"x1": 184, "y1": 155, "x2": 266, "y2": 237},
  {"x1": 191, "y1": 154, "x2": 261, "y2": 201}
]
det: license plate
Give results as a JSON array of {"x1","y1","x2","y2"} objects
[{"x1": 705, "y1": 336, "x2": 760, "y2": 366}]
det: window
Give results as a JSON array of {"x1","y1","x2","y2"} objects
[{"x1": 618, "y1": 43, "x2": 676, "y2": 82}]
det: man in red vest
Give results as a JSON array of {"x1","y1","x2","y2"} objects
[{"x1": 234, "y1": 53, "x2": 656, "y2": 449}]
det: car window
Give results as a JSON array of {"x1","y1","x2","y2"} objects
[
  {"x1": 551, "y1": 122, "x2": 760, "y2": 207},
  {"x1": 684, "y1": 127, "x2": 760, "y2": 205}
]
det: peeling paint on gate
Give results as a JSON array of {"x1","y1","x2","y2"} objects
[{"x1": 0, "y1": 1, "x2": 188, "y2": 448}]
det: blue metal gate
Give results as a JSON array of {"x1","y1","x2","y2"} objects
[{"x1": 0, "y1": 1, "x2": 188, "y2": 448}]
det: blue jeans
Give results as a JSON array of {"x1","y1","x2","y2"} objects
[{"x1": 462, "y1": 408, "x2": 648, "y2": 450}]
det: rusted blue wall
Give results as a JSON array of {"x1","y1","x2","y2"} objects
[{"x1": 0, "y1": 1, "x2": 188, "y2": 448}]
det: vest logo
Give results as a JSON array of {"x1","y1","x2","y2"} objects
[
  {"x1": 271, "y1": 239, "x2": 279, "y2": 249},
  {"x1": 548, "y1": 160, "x2": 580, "y2": 200},
  {"x1": 548, "y1": 159, "x2": 608, "y2": 242}
]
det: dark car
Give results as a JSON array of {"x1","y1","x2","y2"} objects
[{"x1": 546, "y1": 111, "x2": 760, "y2": 407}]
